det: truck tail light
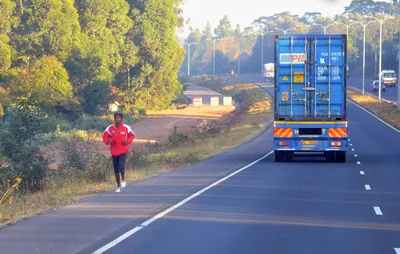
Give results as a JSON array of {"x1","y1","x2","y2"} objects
[
  {"x1": 279, "y1": 141, "x2": 289, "y2": 146},
  {"x1": 331, "y1": 141, "x2": 341, "y2": 147}
]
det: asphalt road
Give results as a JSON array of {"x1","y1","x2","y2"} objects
[
  {"x1": 348, "y1": 77, "x2": 398, "y2": 102},
  {"x1": 183, "y1": 83, "x2": 225, "y2": 105},
  {"x1": 1, "y1": 77, "x2": 400, "y2": 254}
]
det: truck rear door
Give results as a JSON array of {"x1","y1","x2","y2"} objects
[{"x1": 275, "y1": 34, "x2": 347, "y2": 121}]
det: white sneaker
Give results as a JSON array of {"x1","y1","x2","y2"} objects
[
  {"x1": 115, "y1": 187, "x2": 121, "y2": 193},
  {"x1": 121, "y1": 181, "x2": 126, "y2": 188}
]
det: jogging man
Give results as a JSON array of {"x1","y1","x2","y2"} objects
[{"x1": 102, "y1": 112, "x2": 135, "y2": 193}]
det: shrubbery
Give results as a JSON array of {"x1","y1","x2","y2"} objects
[{"x1": 0, "y1": 100, "x2": 50, "y2": 192}]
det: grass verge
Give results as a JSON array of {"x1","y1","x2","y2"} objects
[
  {"x1": 0, "y1": 76, "x2": 272, "y2": 227},
  {"x1": 347, "y1": 87, "x2": 400, "y2": 130}
]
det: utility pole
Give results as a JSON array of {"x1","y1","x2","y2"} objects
[
  {"x1": 368, "y1": 15, "x2": 393, "y2": 102},
  {"x1": 184, "y1": 42, "x2": 197, "y2": 77},
  {"x1": 398, "y1": 32, "x2": 400, "y2": 110},
  {"x1": 350, "y1": 20, "x2": 376, "y2": 95},
  {"x1": 207, "y1": 38, "x2": 221, "y2": 76}
]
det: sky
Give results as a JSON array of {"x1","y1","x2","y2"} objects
[{"x1": 178, "y1": 0, "x2": 353, "y2": 37}]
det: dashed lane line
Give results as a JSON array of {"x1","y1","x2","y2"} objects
[{"x1": 374, "y1": 206, "x2": 383, "y2": 215}]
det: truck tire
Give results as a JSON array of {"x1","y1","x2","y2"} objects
[
  {"x1": 336, "y1": 151, "x2": 346, "y2": 163},
  {"x1": 274, "y1": 151, "x2": 284, "y2": 162},
  {"x1": 325, "y1": 151, "x2": 335, "y2": 162},
  {"x1": 325, "y1": 151, "x2": 346, "y2": 162},
  {"x1": 275, "y1": 151, "x2": 293, "y2": 162},
  {"x1": 284, "y1": 151, "x2": 293, "y2": 162}
]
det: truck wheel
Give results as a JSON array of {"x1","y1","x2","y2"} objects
[
  {"x1": 284, "y1": 151, "x2": 293, "y2": 162},
  {"x1": 325, "y1": 151, "x2": 335, "y2": 162},
  {"x1": 274, "y1": 151, "x2": 284, "y2": 162},
  {"x1": 336, "y1": 151, "x2": 346, "y2": 163}
]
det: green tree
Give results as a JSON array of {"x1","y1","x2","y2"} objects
[
  {"x1": 0, "y1": 0, "x2": 19, "y2": 35},
  {"x1": 0, "y1": 35, "x2": 13, "y2": 74},
  {"x1": 75, "y1": 0, "x2": 134, "y2": 82},
  {"x1": 12, "y1": 0, "x2": 82, "y2": 62},
  {"x1": 6, "y1": 56, "x2": 73, "y2": 111},
  {"x1": 214, "y1": 15, "x2": 233, "y2": 38},
  {"x1": 125, "y1": 0, "x2": 185, "y2": 111}
]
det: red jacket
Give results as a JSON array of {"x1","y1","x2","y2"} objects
[{"x1": 102, "y1": 122, "x2": 135, "y2": 156}]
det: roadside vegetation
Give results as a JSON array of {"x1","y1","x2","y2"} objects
[
  {"x1": 347, "y1": 88, "x2": 400, "y2": 130},
  {"x1": 0, "y1": 76, "x2": 272, "y2": 227}
]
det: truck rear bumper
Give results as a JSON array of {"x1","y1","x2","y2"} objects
[{"x1": 273, "y1": 138, "x2": 348, "y2": 151}]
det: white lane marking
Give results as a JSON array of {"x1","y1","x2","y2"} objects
[
  {"x1": 352, "y1": 148, "x2": 355, "y2": 151},
  {"x1": 92, "y1": 226, "x2": 143, "y2": 254},
  {"x1": 360, "y1": 171, "x2": 365, "y2": 175},
  {"x1": 354, "y1": 154, "x2": 358, "y2": 157},
  {"x1": 350, "y1": 144, "x2": 353, "y2": 146},
  {"x1": 394, "y1": 248, "x2": 400, "y2": 253},
  {"x1": 374, "y1": 206, "x2": 383, "y2": 215},
  {"x1": 357, "y1": 161, "x2": 361, "y2": 164},
  {"x1": 348, "y1": 138, "x2": 351, "y2": 141},
  {"x1": 347, "y1": 99, "x2": 400, "y2": 134},
  {"x1": 91, "y1": 151, "x2": 274, "y2": 254},
  {"x1": 365, "y1": 184, "x2": 371, "y2": 190}
]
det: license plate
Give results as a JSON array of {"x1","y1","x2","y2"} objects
[{"x1": 301, "y1": 140, "x2": 318, "y2": 145}]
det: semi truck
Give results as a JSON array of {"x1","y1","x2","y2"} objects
[
  {"x1": 273, "y1": 34, "x2": 348, "y2": 162},
  {"x1": 263, "y1": 63, "x2": 274, "y2": 80}
]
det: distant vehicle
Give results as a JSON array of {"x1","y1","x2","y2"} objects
[
  {"x1": 273, "y1": 34, "x2": 348, "y2": 163},
  {"x1": 263, "y1": 63, "x2": 274, "y2": 81},
  {"x1": 372, "y1": 80, "x2": 386, "y2": 92},
  {"x1": 379, "y1": 70, "x2": 397, "y2": 87}
]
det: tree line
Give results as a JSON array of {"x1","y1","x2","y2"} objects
[
  {"x1": 0, "y1": 0, "x2": 185, "y2": 119},
  {"x1": 182, "y1": 0, "x2": 400, "y2": 78}
]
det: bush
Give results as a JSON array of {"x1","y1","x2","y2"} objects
[
  {"x1": 75, "y1": 115, "x2": 110, "y2": 132},
  {"x1": 168, "y1": 127, "x2": 190, "y2": 147},
  {"x1": 126, "y1": 151, "x2": 149, "y2": 170},
  {"x1": 34, "y1": 117, "x2": 74, "y2": 133},
  {"x1": 0, "y1": 100, "x2": 50, "y2": 192},
  {"x1": 57, "y1": 133, "x2": 110, "y2": 183},
  {"x1": 232, "y1": 89, "x2": 258, "y2": 110}
]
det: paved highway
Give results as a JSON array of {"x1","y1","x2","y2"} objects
[
  {"x1": 348, "y1": 77, "x2": 398, "y2": 102},
  {"x1": 183, "y1": 83, "x2": 224, "y2": 105},
  {"x1": 1, "y1": 77, "x2": 400, "y2": 254}
]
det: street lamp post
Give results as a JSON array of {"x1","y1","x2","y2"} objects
[
  {"x1": 333, "y1": 21, "x2": 359, "y2": 37},
  {"x1": 350, "y1": 20, "x2": 376, "y2": 95},
  {"x1": 273, "y1": 27, "x2": 297, "y2": 35},
  {"x1": 261, "y1": 32, "x2": 265, "y2": 72},
  {"x1": 311, "y1": 23, "x2": 336, "y2": 34},
  {"x1": 398, "y1": 32, "x2": 400, "y2": 110},
  {"x1": 207, "y1": 38, "x2": 221, "y2": 76},
  {"x1": 184, "y1": 42, "x2": 197, "y2": 77},
  {"x1": 259, "y1": 30, "x2": 273, "y2": 73},
  {"x1": 367, "y1": 15, "x2": 393, "y2": 102}
]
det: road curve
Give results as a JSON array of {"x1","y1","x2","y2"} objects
[{"x1": 1, "y1": 77, "x2": 400, "y2": 254}]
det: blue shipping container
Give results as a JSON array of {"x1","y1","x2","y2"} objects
[{"x1": 273, "y1": 34, "x2": 348, "y2": 163}]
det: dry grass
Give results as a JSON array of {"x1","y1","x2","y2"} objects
[
  {"x1": 0, "y1": 79, "x2": 272, "y2": 227},
  {"x1": 0, "y1": 164, "x2": 172, "y2": 225},
  {"x1": 347, "y1": 88, "x2": 400, "y2": 130}
]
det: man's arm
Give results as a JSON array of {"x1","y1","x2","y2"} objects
[
  {"x1": 102, "y1": 126, "x2": 112, "y2": 145},
  {"x1": 126, "y1": 125, "x2": 135, "y2": 144}
]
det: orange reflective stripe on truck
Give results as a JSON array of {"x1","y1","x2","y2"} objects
[
  {"x1": 274, "y1": 128, "x2": 293, "y2": 137},
  {"x1": 328, "y1": 128, "x2": 347, "y2": 138}
]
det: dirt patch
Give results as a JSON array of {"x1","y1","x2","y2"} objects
[
  {"x1": 46, "y1": 105, "x2": 236, "y2": 168},
  {"x1": 98, "y1": 105, "x2": 235, "y2": 153}
]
